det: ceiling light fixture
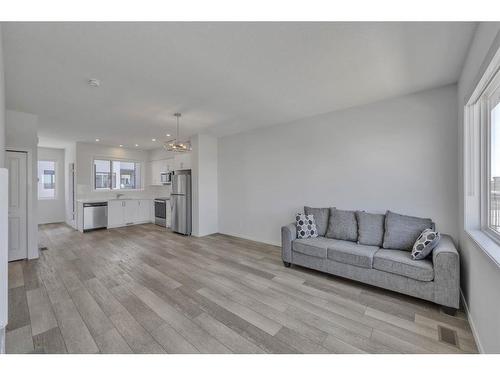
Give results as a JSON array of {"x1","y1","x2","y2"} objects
[
  {"x1": 166, "y1": 133, "x2": 171, "y2": 137},
  {"x1": 164, "y1": 113, "x2": 191, "y2": 153},
  {"x1": 95, "y1": 138, "x2": 100, "y2": 142},
  {"x1": 135, "y1": 144, "x2": 139, "y2": 147},
  {"x1": 88, "y1": 78, "x2": 101, "y2": 87},
  {"x1": 152, "y1": 138, "x2": 156, "y2": 142},
  {"x1": 119, "y1": 144, "x2": 123, "y2": 147}
]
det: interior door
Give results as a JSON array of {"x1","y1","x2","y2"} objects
[{"x1": 6, "y1": 151, "x2": 28, "y2": 261}]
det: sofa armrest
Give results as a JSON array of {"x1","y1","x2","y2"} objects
[
  {"x1": 432, "y1": 234, "x2": 460, "y2": 308},
  {"x1": 281, "y1": 223, "x2": 296, "y2": 263}
]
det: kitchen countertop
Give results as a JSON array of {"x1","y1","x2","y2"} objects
[{"x1": 76, "y1": 197, "x2": 160, "y2": 203}]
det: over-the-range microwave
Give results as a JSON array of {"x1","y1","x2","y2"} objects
[{"x1": 160, "y1": 171, "x2": 172, "y2": 184}]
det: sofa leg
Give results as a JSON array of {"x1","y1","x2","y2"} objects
[
  {"x1": 441, "y1": 306, "x2": 458, "y2": 316},
  {"x1": 283, "y1": 261, "x2": 291, "y2": 268}
]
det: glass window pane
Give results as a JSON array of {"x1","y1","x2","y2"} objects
[
  {"x1": 94, "y1": 159, "x2": 140, "y2": 190},
  {"x1": 38, "y1": 161, "x2": 56, "y2": 199},
  {"x1": 112, "y1": 161, "x2": 137, "y2": 189},
  {"x1": 94, "y1": 159, "x2": 111, "y2": 189},
  {"x1": 490, "y1": 102, "x2": 500, "y2": 233}
]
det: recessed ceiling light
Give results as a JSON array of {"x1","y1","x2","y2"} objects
[
  {"x1": 166, "y1": 133, "x2": 171, "y2": 137},
  {"x1": 135, "y1": 144, "x2": 139, "y2": 147},
  {"x1": 152, "y1": 138, "x2": 156, "y2": 142},
  {"x1": 119, "y1": 144, "x2": 123, "y2": 147},
  {"x1": 88, "y1": 78, "x2": 101, "y2": 87},
  {"x1": 95, "y1": 138, "x2": 100, "y2": 142}
]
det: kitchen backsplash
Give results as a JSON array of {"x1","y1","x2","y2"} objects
[{"x1": 77, "y1": 184, "x2": 171, "y2": 200}]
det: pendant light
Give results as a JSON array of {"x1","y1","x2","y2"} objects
[{"x1": 163, "y1": 113, "x2": 191, "y2": 152}]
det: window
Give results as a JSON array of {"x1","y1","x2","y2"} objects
[
  {"x1": 38, "y1": 160, "x2": 56, "y2": 199},
  {"x1": 488, "y1": 95, "x2": 500, "y2": 235},
  {"x1": 464, "y1": 47, "x2": 500, "y2": 266},
  {"x1": 94, "y1": 159, "x2": 141, "y2": 190},
  {"x1": 464, "y1": 51, "x2": 500, "y2": 248}
]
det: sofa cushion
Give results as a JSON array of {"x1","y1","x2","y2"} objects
[
  {"x1": 373, "y1": 249, "x2": 434, "y2": 281},
  {"x1": 383, "y1": 211, "x2": 434, "y2": 251},
  {"x1": 327, "y1": 240, "x2": 379, "y2": 269},
  {"x1": 356, "y1": 211, "x2": 385, "y2": 247},
  {"x1": 304, "y1": 206, "x2": 330, "y2": 237},
  {"x1": 326, "y1": 208, "x2": 358, "y2": 242},
  {"x1": 292, "y1": 237, "x2": 336, "y2": 258}
]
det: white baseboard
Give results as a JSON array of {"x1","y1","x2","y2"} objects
[
  {"x1": 0, "y1": 326, "x2": 5, "y2": 354},
  {"x1": 218, "y1": 231, "x2": 281, "y2": 247},
  {"x1": 460, "y1": 289, "x2": 484, "y2": 353}
]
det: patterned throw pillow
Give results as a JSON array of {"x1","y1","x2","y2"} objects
[
  {"x1": 296, "y1": 213, "x2": 318, "y2": 239},
  {"x1": 411, "y1": 228, "x2": 440, "y2": 260}
]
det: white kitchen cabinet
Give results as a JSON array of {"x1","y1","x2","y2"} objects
[
  {"x1": 108, "y1": 199, "x2": 152, "y2": 228},
  {"x1": 147, "y1": 158, "x2": 175, "y2": 185},
  {"x1": 147, "y1": 161, "x2": 156, "y2": 186},
  {"x1": 138, "y1": 199, "x2": 151, "y2": 222},
  {"x1": 108, "y1": 200, "x2": 125, "y2": 228},
  {"x1": 173, "y1": 153, "x2": 191, "y2": 170},
  {"x1": 123, "y1": 200, "x2": 138, "y2": 225}
]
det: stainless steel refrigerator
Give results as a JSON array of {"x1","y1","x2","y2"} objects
[{"x1": 170, "y1": 169, "x2": 192, "y2": 235}]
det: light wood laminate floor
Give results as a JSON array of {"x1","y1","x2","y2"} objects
[{"x1": 6, "y1": 223, "x2": 478, "y2": 354}]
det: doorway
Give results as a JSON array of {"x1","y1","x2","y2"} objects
[{"x1": 6, "y1": 150, "x2": 28, "y2": 261}]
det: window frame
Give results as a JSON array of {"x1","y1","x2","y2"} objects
[
  {"x1": 92, "y1": 157, "x2": 143, "y2": 192},
  {"x1": 464, "y1": 46, "x2": 500, "y2": 268},
  {"x1": 37, "y1": 159, "x2": 57, "y2": 200},
  {"x1": 480, "y1": 74, "x2": 500, "y2": 243}
]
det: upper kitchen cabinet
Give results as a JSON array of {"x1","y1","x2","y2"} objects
[
  {"x1": 147, "y1": 157, "x2": 173, "y2": 186},
  {"x1": 173, "y1": 153, "x2": 191, "y2": 170},
  {"x1": 147, "y1": 153, "x2": 191, "y2": 186}
]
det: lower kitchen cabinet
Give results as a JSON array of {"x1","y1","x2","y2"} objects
[
  {"x1": 108, "y1": 200, "x2": 125, "y2": 228},
  {"x1": 108, "y1": 199, "x2": 151, "y2": 228}
]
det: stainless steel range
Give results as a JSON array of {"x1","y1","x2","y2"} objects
[{"x1": 154, "y1": 197, "x2": 170, "y2": 227}]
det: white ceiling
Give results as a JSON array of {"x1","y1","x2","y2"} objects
[{"x1": 3, "y1": 22, "x2": 476, "y2": 149}]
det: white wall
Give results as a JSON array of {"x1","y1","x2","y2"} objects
[
  {"x1": 148, "y1": 147, "x2": 177, "y2": 162},
  {"x1": 192, "y1": 134, "x2": 218, "y2": 237},
  {"x1": 6, "y1": 109, "x2": 38, "y2": 260},
  {"x1": 0, "y1": 170, "x2": 7, "y2": 353},
  {"x1": 0, "y1": 24, "x2": 8, "y2": 353},
  {"x1": 457, "y1": 23, "x2": 500, "y2": 354},
  {"x1": 0, "y1": 24, "x2": 5, "y2": 168},
  {"x1": 38, "y1": 147, "x2": 65, "y2": 224},
  {"x1": 65, "y1": 142, "x2": 76, "y2": 228},
  {"x1": 76, "y1": 142, "x2": 167, "y2": 200},
  {"x1": 218, "y1": 85, "x2": 458, "y2": 246}
]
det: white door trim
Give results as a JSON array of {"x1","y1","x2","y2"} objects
[
  {"x1": 6, "y1": 147, "x2": 37, "y2": 260},
  {"x1": 6, "y1": 150, "x2": 28, "y2": 261}
]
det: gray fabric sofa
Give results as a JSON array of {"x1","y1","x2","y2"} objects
[{"x1": 281, "y1": 212, "x2": 460, "y2": 309}]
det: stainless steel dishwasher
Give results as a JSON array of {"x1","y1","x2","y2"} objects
[{"x1": 83, "y1": 202, "x2": 108, "y2": 231}]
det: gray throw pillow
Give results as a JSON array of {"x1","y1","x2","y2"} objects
[
  {"x1": 383, "y1": 211, "x2": 433, "y2": 251},
  {"x1": 295, "y1": 213, "x2": 318, "y2": 239},
  {"x1": 411, "y1": 228, "x2": 440, "y2": 260},
  {"x1": 326, "y1": 208, "x2": 358, "y2": 242},
  {"x1": 356, "y1": 211, "x2": 385, "y2": 247},
  {"x1": 304, "y1": 206, "x2": 329, "y2": 237}
]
